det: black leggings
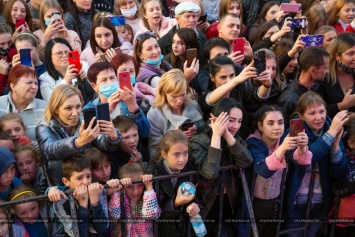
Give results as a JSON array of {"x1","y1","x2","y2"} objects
[{"x1": 253, "y1": 197, "x2": 279, "y2": 237}]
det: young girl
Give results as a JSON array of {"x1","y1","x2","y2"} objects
[
  {"x1": 14, "y1": 144, "x2": 48, "y2": 194},
  {"x1": 190, "y1": 98, "x2": 252, "y2": 237},
  {"x1": 3, "y1": 0, "x2": 34, "y2": 34},
  {"x1": 0, "y1": 24, "x2": 15, "y2": 96},
  {"x1": 0, "y1": 200, "x2": 28, "y2": 237},
  {"x1": 284, "y1": 91, "x2": 349, "y2": 237},
  {"x1": 0, "y1": 113, "x2": 26, "y2": 144},
  {"x1": 8, "y1": 185, "x2": 50, "y2": 236},
  {"x1": 328, "y1": 0, "x2": 355, "y2": 34},
  {"x1": 109, "y1": 163, "x2": 160, "y2": 237},
  {"x1": 164, "y1": 28, "x2": 198, "y2": 72},
  {"x1": 146, "y1": 130, "x2": 201, "y2": 237},
  {"x1": 117, "y1": 24, "x2": 133, "y2": 44},
  {"x1": 246, "y1": 105, "x2": 312, "y2": 236}
]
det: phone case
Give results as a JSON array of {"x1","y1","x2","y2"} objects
[
  {"x1": 97, "y1": 103, "x2": 110, "y2": 121},
  {"x1": 290, "y1": 18, "x2": 306, "y2": 29},
  {"x1": 254, "y1": 51, "x2": 266, "y2": 74},
  {"x1": 19, "y1": 48, "x2": 32, "y2": 67},
  {"x1": 108, "y1": 16, "x2": 125, "y2": 26},
  {"x1": 280, "y1": 3, "x2": 301, "y2": 13},
  {"x1": 301, "y1": 34, "x2": 324, "y2": 48},
  {"x1": 119, "y1": 71, "x2": 133, "y2": 91},
  {"x1": 68, "y1": 51, "x2": 82, "y2": 72},
  {"x1": 233, "y1": 38, "x2": 244, "y2": 55},
  {"x1": 83, "y1": 108, "x2": 97, "y2": 129},
  {"x1": 186, "y1": 48, "x2": 198, "y2": 67},
  {"x1": 198, "y1": 14, "x2": 207, "y2": 22},
  {"x1": 180, "y1": 122, "x2": 194, "y2": 131},
  {"x1": 290, "y1": 118, "x2": 303, "y2": 137},
  {"x1": 16, "y1": 18, "x2": 25, "y2": 32}
]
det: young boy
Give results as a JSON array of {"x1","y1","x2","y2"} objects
[
  {"x1": 47, "y1": 154, "x2": 108, "y2": 237},
  {"x1": 110, "y1": 115, "x2": 150, "y2": 177},
  {"x1": 0, "y1": 146, "x2": 22, "y2": 200}
]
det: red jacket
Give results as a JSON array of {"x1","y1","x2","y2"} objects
[
  {"x1": 0, "y1": 47, "x2": 17, "y2": 95},
  {"x1": 332, "y1": 23, "x2": 355, "y2": 35}
]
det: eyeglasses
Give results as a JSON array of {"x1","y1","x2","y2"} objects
[
  {"x1": 136, "y1": 31, "x2": 156, "y2": 41},
  {"x1": 52, "y1": 50, "x2": 69, "y2": 58}
]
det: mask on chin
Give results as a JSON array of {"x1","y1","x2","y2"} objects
[
  {"x1": 337, "y1": 60, "x2": 355, "y2": 74},
  {"x1": 145, "y1": 54, "x2": 163, "y2": 66}
]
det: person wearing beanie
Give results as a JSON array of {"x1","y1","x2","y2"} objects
[
  {"x1": 0, "y1": 147, "x2": 22, "y2": 200},
  {"x1": 158, "y1": 1, "x2": 207, "y2": 66}
]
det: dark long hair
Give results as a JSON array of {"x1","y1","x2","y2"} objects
[
  {"x1": 44, "y1": 38, "x2": 73, "y2": 81},
  {"x1": 90, "y1": 17, "x2": 121, "y2": 54}
]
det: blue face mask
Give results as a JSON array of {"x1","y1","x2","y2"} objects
[
  {"x1": 130, "y1": 75, "x2": 136, "y2": 86},
  {"x1": 44, "y1": 18, "x2": 51, "y2": 26},
  {"x1": 99, "y1": 82, "x2": 118, "y2": 98},
  {"x1": 145, "y1": 54, "x2": 163, "y2": 66}
]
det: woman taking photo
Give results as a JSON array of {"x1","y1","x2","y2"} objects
[
  {"x1": 0, "y1": 64, "x2": 47, "y2": 141},
  {"x1": 39, "y1": 38, "x2": 93, "y2": 102},
  {"x1": 147, "y1": 69, "x2": 204, "y2": 158},
  {"x1": 134, "y1": 0, "x2": 176, "y2": 40},
  {"x1": 64, "y1": 0, "x2": 97, "y2": 49},
  {"x1": 34, "y1": 0, "x2": 82, "y2": 60},
  {"x1": 36, "y1": 84, "x2": 121, "y2": 186},
  {"x1": 4, "y1": 0, "x2": 33, "y2": 35}
]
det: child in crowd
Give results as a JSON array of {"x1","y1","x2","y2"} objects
[
  {"x1": 0, "y1": 146, "x2": 22, "y2": 200},
  {"x1": 14, "y1": 144, "x2": 48, "y2": 194},
  {"x1": 146, "y1": 130, "x2": 201, "y2": 237},
  {"x1": 8, "y1": 185, "x2": 50, "y2": 237},
  {"x1": 246, "y1": 105, "x2": 312, "y2": 236},
  {"x1": 0, "y1": 200, "x2": 29, "y2": 237},
  {"x1": 116, "y1": 24, "x2": 133, "y2": 44},
  {"x1": 109, "y1": 163, "x2": 160, "y2": 237},
  {"x1": 47, "y1": 154, "x2": 108, "y2": 237},
  {"x1": 0, "y1": 113, "x2": 27, "y2": 144},
  {"x1": 0, "y1": 132, "x2": 14, "y2": 152},
  {"x1": 110, "y1": 115, "x2": 150, "y2": 176}
]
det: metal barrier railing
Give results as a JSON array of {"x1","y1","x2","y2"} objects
[{"x1": 0, "y1": 165, "x2": 259, "y2": 237}]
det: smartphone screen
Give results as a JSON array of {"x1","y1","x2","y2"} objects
[
  {"x1": 83, "y1": 108, "x2": 97, "y2": 129},
  {"x1": 254, "y1": 50, "x2": 266, "y2": 75},
  {"x1": 19, "y1": 48, "x2": 32, "y2": 67},
  {"x1": 233, "y1": 38, "x2": 244, "y2": 56},
  {"x1": 186, "y1": 48, "x2": 197, "y2": 67},
  {"x1": 301, "y1": 34, "x2": 324, "y2": 48},
  {"x1": 119, "y1": 71, "x2": 133, "y2": 91},
  {"x1": 290, "y1": 118, "x2": 303, "y2": 137},
  {"x1": 68, "y1": 51, "x2": 82, "y2": 72},
  {"x1": 280, "y1": 3, "x2": 301, "y2": 13},
  {"x1": 108, "y1": 16, "x2": 125, "y2": 26},
  {"x1": 97, "y1": 103, "x2": 110, "y2": 121}
]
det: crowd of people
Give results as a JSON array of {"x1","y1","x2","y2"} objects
[{"x1": 0, "y1": 0, "x2": 354, "y2": 236}]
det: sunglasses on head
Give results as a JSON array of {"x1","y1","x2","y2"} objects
[{"x1": 136, "y1": 31, "x2": 156, "y2": 41}]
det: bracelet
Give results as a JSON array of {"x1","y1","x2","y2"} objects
[{"x1": 262, "y1": 84, "x2": 271, "y2": 88}]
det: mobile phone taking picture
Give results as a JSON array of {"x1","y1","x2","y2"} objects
[
  {"x1": 180, "y1": 121, "x2": 194, "y2": 131},
  {"x1": 68, "y1": 51, "x2": 82, "y2": 72},
  {"x1": 254, "y1": 50, "x2": 266, "y2": 75},
  {"x1": 290, "y1": 118, "x2": 303, "y2": 137},
  {"x1": 186, "y1": 48, "x2": 197, "y2": 67},
  {"x1": 290, "y1": 18, "x2": 306, "y2": 29},
  {"x1": 301, "y1": 34, "x2": 324, "y2": 48},
  {"x1": 119, "y1": 71, "x2": 133, "y2": 91},
  {"x1": 83, "y1": 108, "x2": 97, "y2": 129},
  {"x1": 280, "y1": 3, "x2": 301, "y2": 13},
  {"x1": 19, "y1": 48, "x2": 32, "y2": 67},
  {"x1": 233, "y1": 38, "x2": 244, "y2": 56},
  {"x1": 15, "y1": 18, "x2": 26, "y2": 32},
  {"x1": 108, "y1": 16, "x2": 125, "y2": 26},
  {"x1": 97, "y1": 103, "x2": 110, "y2": 121}
]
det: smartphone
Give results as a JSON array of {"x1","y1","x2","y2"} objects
[
  {"x1": 290, "y1": 118, "x2": 303, "y2": 137},
  {"x1": 19, "y1": 48, "x2": 32, "y2": 67},
  {"x1": 301, "y1": 34, "x2": 324, "y2": 48},
  {"x1": 100, "y1": 54, "x2": 107, "y2": 62},
  {"x1": 254, "y1": 50, "x2": 266, "y2": 75},
  {"x1": 290, "y1": 18, "x2": 306, "y2": 29},
  {"x1": 233, "y1": 38, "x2": 244, "y2": 56},
  {"x1": 186, "y1": 48, "x2": 197, "y2": 67},
  {"x1": 198, "y1": 14, "x2": 207, "y2": 23},
  {"x1": 83, "y1": 108, "x2": 97, "y2": 129},
  {"x1": 68, "y1": 51, "x2": 82, "y2": 72},
  {"x1": 280, "y1": 3, "x2": 301, "y2": 13},
  {"x1": 119, "y1": 71, "x2": 133, "y2": 91},
  {"x1": 15, "y1": 18, "x2": 25, "y2": 32},
  {"x1": 180, "y1": 121, "x2": 194, "y2": 131},
  {"x1": 51, "y1": 13, "x2": 61, "y2": 24},
  {"x1": 107, "y1": 16, "x2": 125, "y2": 26},
  {"x1": 97, "y1": 103, "x2": 110, "y2": 121},
  {"x1": 114, "y1": 47, "x2": 122, "y2": 55}
]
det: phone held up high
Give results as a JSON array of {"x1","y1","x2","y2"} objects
[
  {"x1": 119, "y1": 71, "x2": 133, "y2": 91},
  {"x1": 97, "y1": 103, "x2": 110, "y2": 122},
  {"x1": 290, "y1": 118, "x2": 303, "y2": 137},
  {"x1": 83, "y1": 108, "x2": 97, "y2": 129},
  {"x1": 15, "y1": 18, "x2": 26, "y2": 32},
  {"x1": 233, "y1": 38, "x2": 244, "y2": 56},
  {"x1": 254, "y1": 50, "x2": 266, "y2": 75},
  {"x1": 19, "y1": 48, "x2": 32, "y2": 67},
  {"x1": 68, "y1": 51, "x2": 82, "y2": 72},
  {"x1": 301, "y1": 34, "x2": 324, "y2": 48},
  {"x1": 186, "y1": 48, "x2": 198, "y2": 67}
]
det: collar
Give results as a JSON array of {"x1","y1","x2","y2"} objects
[
  {"x1": 338, "y1": 19, "x2": 349, "y2": 31},
  {"x1": 163, "y1": 159, "x2": 180, "y2": 174},
  {"x1": 7, "y1": 92, "x2": 35, "y2": 112}
]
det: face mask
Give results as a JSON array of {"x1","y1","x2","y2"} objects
[
  {"x1": 44, "y1": 18, "x2": 51, "y2": 26},
  {"x1": 0, "y1": 47, "x2": 10, "y2": 57},
  {"x1": 130, "y1": 75, "x2": 136, "y2": 86},
  {"x1": 120, "y1": 5, "x2": 137, "y2": 18},
  {"x1": 145, "y1": 54, "x2": 163, "y2": 66},
  {"x1": 100, "y1": 82, "x2": 118, "y2": 98},
  {"x1": 337, "y1": 60, "x2": 355, "y2": 74}
]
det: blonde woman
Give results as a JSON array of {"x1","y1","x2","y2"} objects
[
  {"x1": 147, "y1": 69, "x2": 204, "y2": 158},
  {"x1": 33, "y1": 0, "x2": 81, "y2": 60}
]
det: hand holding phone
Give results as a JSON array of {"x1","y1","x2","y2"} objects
[
  {"x1": 233, "y1": 38, "x2": 244, "y2": 56},
  {"x1": 290, "y1": 118, "x2": 303, "y2": 137},
  {"x1": 97, "y1": 103, "x2": 110, "y2": 121},
  {"x1": 68, "y1": 51, "x2": 82, "y2": 72},
  {"x1": 108, "y1": 16, "x2": 125, "y2": 26},
  {"x1": 280, "y1": 3, "x2": 301, "y2": 13},
  {"x1": 15, "y1": 18, "x2": 26, "y2": 32},
  {"x1": 186, "y1": 48, "x2": 197, "y2": 67},
  {"x1": 301, "y1": 34, "x2": 324, "y2": 48},
  {"x1": 289, "y1": 18, "x2": 306, "y2": 29},
  {"x1": 254, "y1": 51, "x2": 266, "y2": 75},
  {"x1": 19, "y1": 49, "x2": 32, "y2": 67},
  {"x1": 119, "y1": 71, "x2": 133, "y2": 91},
  {"x1": 83, "y1": 108, "x2": 97, "y2": 129},
  {"x1": 198, "y1": 14, "x2": 207, "y2": 23}
]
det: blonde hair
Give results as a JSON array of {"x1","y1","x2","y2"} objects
[
  {"x1": 328, "y1": 0, "x2": 355, "y2": 25},
  {"x1": 305, "y1": 5, "x2": 326, "y2": 34},
  {"x1": 39, "y1": 0, "x2": 63, "y2": 32},
  {"x1": 118, "y1": 162, "x2": 144, "y2": 179},
  {"x1": 154, "y1": 69, "x2": 190, "y2": 109},
  {"x1": 0, "y1": 113, "x2": 26, "y2": 132},
  {"x1": 293, "y1": 91, "x2": 326, "y2": 118},
  {"x1": 326, "y1": 32, "x2": 355, "y2": 85},
  {"x1": 42, "y1": 84, "x2": 83, "y2": 126},
  {"x1": 139, "y1": 0, "x2": 163, "y2": 31}
]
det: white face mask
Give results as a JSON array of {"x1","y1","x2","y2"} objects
[{"x1": 120, "y1": 5, "x2": 137, "y2": 18}]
